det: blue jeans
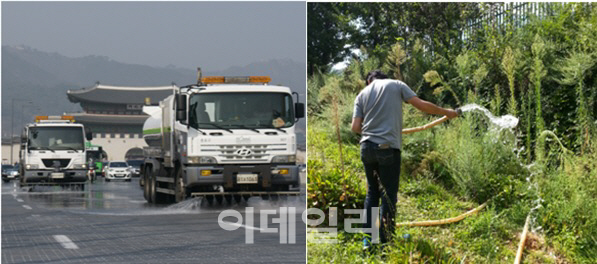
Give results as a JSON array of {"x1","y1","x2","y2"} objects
[{"x1": 361, "y1": 140, "x2": 401, "y2": 244}]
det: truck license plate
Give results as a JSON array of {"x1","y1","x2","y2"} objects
[
  {"x1": 237, "y1": 174, "x2": 258, "y2": 184},
  {"x1": 51, "y1": 172, "x2": 64, "y2": 179}
]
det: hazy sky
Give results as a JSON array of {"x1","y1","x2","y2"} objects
[{"x1": 1, "y1": 2, "x2": 306, "y2": 71}]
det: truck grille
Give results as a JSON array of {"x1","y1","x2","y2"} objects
[
  {"x1": 201, "y1": 144, "x2": 287, "y2": 162},
  {"x1": 42, "y1": 159, "x2": 71, "y2": 168}
]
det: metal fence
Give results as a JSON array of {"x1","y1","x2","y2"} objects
[{"x1": 461, "y1": 2, "x2": 588, "y2": 42}]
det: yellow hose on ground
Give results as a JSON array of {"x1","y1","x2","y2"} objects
[
  {"x1": 397, "y1": 113, "x2": 487, "y2": 228},
  {"x1": 402, "y1": 116, "x2": 450, "y2": 134},
  {"x1": 514, "y1": 215, "x2": 531, "y2": 264},
  {"x1": 396, "y1": 201, "x2": 488, "y2": 227}
]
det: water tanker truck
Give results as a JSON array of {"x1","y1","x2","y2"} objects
[
  {"x1": 19, "y1": 115, "x2": 93, "y2": 190},
  {"x1": 141, "y1": 71, "x2": 304, "y2": 204}
]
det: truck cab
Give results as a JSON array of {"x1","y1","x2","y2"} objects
[{"x1": 19, "y1": 116, "x2": 92, "y2": 188}]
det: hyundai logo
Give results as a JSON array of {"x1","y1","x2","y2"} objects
[{"x1": 235, "y1": 148, "x2": 252, "y2": 156}]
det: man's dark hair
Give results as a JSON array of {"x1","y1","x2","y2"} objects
[{"x1": 365, "y1": 70, "x2": 388, "y2": 85}]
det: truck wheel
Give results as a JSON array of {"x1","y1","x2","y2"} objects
[
  {"x1": 143, "y1": 168, "x2": 151, "y2": 202},
  {"x1": 174, "y1": 168, "x2": 187, "y2": 203},
  {"x1": 233, "y1": 194, "x2": 242, "y2": 204},
  {"x1": 151, "y1": 169, "x2": 168, "y2": 204},
  {"x1": 224, "y1": 195, "x2": 233, "y2": 204},
  {"x1": 19, "y1": 177, "x2": 26, "y2": 187},
  {"x1": 205, "y1": 195, "x2": 214, "y2": 206},
  {"x1": 150, "y1": 175, "x2": 157, "y2": 203},
  {"x1": 215, "y1": 195, "x2": 223, "y2": 205}
]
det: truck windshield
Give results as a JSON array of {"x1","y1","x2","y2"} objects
[
  {"x1": 189, "y1": 92, "x2": 295, "y2": 130},
  {"x1": 28, "y1": 127, "x2": 84, "y2": 151}
]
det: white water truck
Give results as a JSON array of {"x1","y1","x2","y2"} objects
[
  {"x1": 141, "y1": 71, "x2": 304, "y2": 204},
  {"x1": 19, "y1": 115, "x2": 93, "y2": 190}
]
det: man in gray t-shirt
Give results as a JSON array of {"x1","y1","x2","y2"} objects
[
  {"x1": 352, "y1": 70, "x2": 458, "y2": 251},
  {"x1": 353, "y1": 78, "x2": 417, "y2": 150}
]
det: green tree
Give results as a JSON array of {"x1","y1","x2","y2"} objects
[
  {"x1": 340, "y1": 3, "x2": 484, "y2": 60},
  {"x1": 308, "y1": 3, "x2": 349, "y2": 75}
]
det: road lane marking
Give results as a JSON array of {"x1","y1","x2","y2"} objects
[
  {"x1": 219, "y1": 221, "x2": 266, "y2": 231},
  {"x1": 22, "y1": 205, "x2": 32, "y2": 210},
  {"x1": 53, "y1": 235, "x2": 79, "y2": 249},
  {"x1": 16, "y1": 198, "x2": 24, "y2": 202}
]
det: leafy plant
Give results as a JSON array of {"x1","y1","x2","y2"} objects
[{"x1": 501, "y1": 46, "x2": 518, "y2": 116}]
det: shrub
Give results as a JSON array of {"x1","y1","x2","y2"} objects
[
  {"x1": 432, "y1": 113, "x2": 528, "y2": 204},
  {"x1": 537, "y1": 143, "x2": 597, "y2": 262},
  {"x1": 307, "y1": 124, "x2": 366, "y2": 227}
]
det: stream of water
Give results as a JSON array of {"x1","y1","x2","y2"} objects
[
  {"x1": 460, "y1": 103, "x2": 519, "y2": 130},
  {"x1": 459, "y1": 103, "x2": 544, "y2": 238}
]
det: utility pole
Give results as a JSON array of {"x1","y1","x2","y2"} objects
[{"x1": 10, "y1": 98, "x2": 15, "y2": 164}]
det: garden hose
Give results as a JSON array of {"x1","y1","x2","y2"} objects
[
  {"x1": 401, "y1": 116, "x2": 449, "y2": 134},
  {"x1": 401, "y1": 108, "x2": 461, "y2": 134},
  {"x1": 514, "y1": 215, "x2": 531, "y2": 264},
  {"x1": 395, "y1": 200, "x2": 488, "y2": 227}
]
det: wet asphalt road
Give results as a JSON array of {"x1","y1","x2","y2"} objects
[{"x1": 1, "y1": 174, "x2": 306, "y2": 264}]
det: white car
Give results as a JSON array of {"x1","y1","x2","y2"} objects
[
  {"x1": 104, "y1": 161, "x2": 132, "y2": 182},
  {"x1": 2, "y1": 165, "x2": 20, "y2": 183}
]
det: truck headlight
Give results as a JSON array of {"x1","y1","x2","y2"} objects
[
  {"x1": 272, "y1": 155, "x2": 296, "y2": 164},
  {"x1": 188, "y1": 156, "x2": 217, "y2": 164},
  {"x1": 26, "y1": 164, "x2": 39, "y2": 169},
  {"x1": 74, "y1": 164, "x2": 87, "y2": 169}
]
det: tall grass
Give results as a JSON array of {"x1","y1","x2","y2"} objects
[
  {"x1": 531, "y1": 34, "x2": 546, "y2": 135},
  {"x1": 556, "y1": 51, "x2": 596, "y2": 153},
  {"x1": 490, "y1": 84, "x2": 502, "y2": 116},
  {"x1": 502, "y1": 46, "x2": 517, "y2": 116}
]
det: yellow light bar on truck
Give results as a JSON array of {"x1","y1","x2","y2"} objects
[
  {"x1": 35, "y1": 115, "x2": 75, "y2": 123},
  {"x1": 202, "y1": 76, "x2": 225, "y2": 83},
  {"x1": 201, "y1": 76, "x2": 271, "y2": 84},
  {"x1": 249, "y1": 76, "x2": 272, "y2": 83},
  {"x1": 35, "y1": 116, "x2": 48, "y2": 122}
]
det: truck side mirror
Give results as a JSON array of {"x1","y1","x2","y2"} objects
[
  {"x1": 85, "y1": 127, "x2": 93, "y2": 141},
  {"x1": 21, "y1": 129, "x2": 27, "y2": 144},
  {"x1": 175, "y1": 94, "x2": 187, "y2": 122},
  {"x1": 295, "y1": 103, "x2": 305, "y2": 119}
]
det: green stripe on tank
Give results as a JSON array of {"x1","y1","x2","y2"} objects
[{"x1": 143, "y1": 127, "x2": 171, "y2": 135}]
